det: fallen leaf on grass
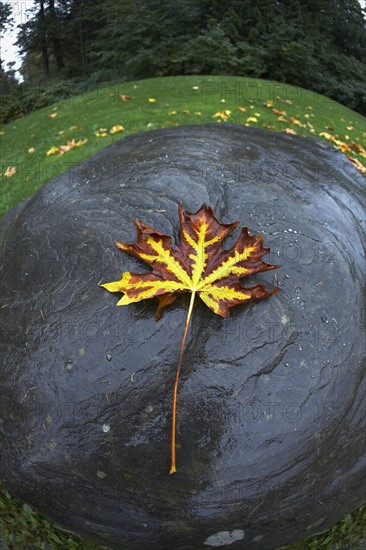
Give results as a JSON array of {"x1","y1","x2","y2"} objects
[
  {"x1": 290, "y1": 117, "x2": 305, "y2": 128},
  {"x1": 48, "y1": 112, "x2": 58, "y2": 118},
  {"x1": 46, "y1": 139, "x2": 87, "y2": 156},
  {"x1": 120, "y1": 95, "x2": 133, "y2": 101},
  {"x1": 3, "y1": 166, "x2": 16, "y2": 177},
  {"x1": 46, "y1": 146, "x2": 60, "y2": 156},
  {"x1": 168, "y1": 110, "x2": 177, "y2": 115},
  {"x1": 109, "y1": 125, "x2": 124, "y2": 134},
  {"x1": 28, "y1": 147, "x2": 35, "y2": 154},
  {"x1": 237, "y1": 106, "x2": 247, "y2": 112},
  {"x1": 273, "y1": 108, "x2": 287, "y2": 116},
  {"x1": 319, "y1": 132, "x2": 361, "y2": 156},
  {"x1": 319, "y1": 131, "x2": 338, "y2": 141},
  {"x1": 148, "y1": 98, "x2": 157, "y2": 103},
  {"x1": 264, "y1": 100, "x2": 273, "y2": 108},
  {"x1": 283, "y1": 128, "x2": 297, "y2": 135},
  {"x1": 100, "y1": 204, "x2": 279, "y2": 475},
  {"x1": 212, "y1": 110, "x2": 231, "y2": 120},
  {"x1": 348, "y1": 142, "x2": 366, "y2": 158},
  {"x1": 335, "y1": 141, "x2": 351, "y2": 153},
  {"x1": 95, "y1": 128, "x2": 108, "y2": 137},
  {"x1": 277, "y1": 115, "x2": 287, "y2": 122},
  {"x1": 58, "y1": 138, "x2": 88, "y2": 155},
  {"x1": 347, "y1": 157, "x2": 366, "y2": 175},
  {"x1": 246, "y1": 116, "x2": 258, "y2": 123}
]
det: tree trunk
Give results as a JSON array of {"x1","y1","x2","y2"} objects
[
  {"x1": 48, "y1": 0, "x2": 64, "y2": 70},
  {"x1": 39, "y1": 0, "x2": 50, "y2": 79}
]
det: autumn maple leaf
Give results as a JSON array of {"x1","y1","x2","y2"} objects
[{"x1": 101, "y1": 204, "x2": 279, "y2": 474}]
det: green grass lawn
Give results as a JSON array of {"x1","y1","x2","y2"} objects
[
  {"x1": 0, "y1": 75, "x2": 365, "y2": 549},
  {"x1": 0, "y1": 75, "x2": 365, "y2": 218}
]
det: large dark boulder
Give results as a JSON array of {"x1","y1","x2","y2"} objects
[{"x1": 0, "y1": 125, "x2": 365, "y2": 550}]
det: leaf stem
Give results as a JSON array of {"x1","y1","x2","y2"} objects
[{"x1": 170, "y1": 290, "x2": 196, "y2": 475}]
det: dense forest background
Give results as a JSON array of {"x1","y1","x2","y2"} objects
[{"x1": 1, "y1": 0, "x2": 366, "y2": 121}]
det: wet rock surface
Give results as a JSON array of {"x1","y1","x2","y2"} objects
[{"x1": 0, "y1": 125, "x2": 365, "y2": 550}]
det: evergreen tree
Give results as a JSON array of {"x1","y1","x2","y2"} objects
[{"x1": 7, "y1": 0, "x2": 366, "y2": 113}]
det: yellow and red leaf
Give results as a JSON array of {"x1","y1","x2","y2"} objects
[
  {"x1": 101, "y1": 204, "x2": 279, "y2": 474},
  {"x1": 101, "y1": 204, "x2": 278, "y2": 318}
]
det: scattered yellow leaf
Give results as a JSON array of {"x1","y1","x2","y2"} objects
[
  {"x1": 46, "y1": 139, "x2": 87, "y2": 156},
  {"x1": 336, "y1": 142, "x2": 351, "y2": 153},
  {"x1": 347, "y1": 156, "x2": 366, "y2": 175},
  {"x1": 325, "y1": 125, "x2": 334, "y2": 131},
  {"x1": 285, "y1": 99, "x2": 293, "y2": 105},
  {"x1": 273, "y1": 108, "x2": 286, "y2": 116},
  {"x1": 95, "y1": 129, "x2": 108, "y2": 137},
  {"x1": 168, "y1": 111, "x2": 177, "y2": 115},
  {"x1": 347, "y1": 126, "x2": 355, "y2": 131},
  {"x1": 246, "y1": 116, "x2": 258, "y2": 123},
  {"x1": 148, "y1": 98, "x2": 156, "y2": 102},
  {"x1": 110, "y1": 125, "x2": 124, "y2": 134},
  {"x1": 306, "y1": 106, "x2": 313, "y2": 110},
  {"x1": 264, "y1": 100, "x2": 273, "y2": 108},
  {"x1": 290, "y1": 117, "x2": 305, "y2": 128},
  {"x1": 120, "y1": 95, "x2": 133, "y2": 101},
  {"x1": 28, "y1": 147, "x2": 35, "y2": 154},
  {"x1": 192, "y1": 86, "x2": 199, "y2": 90},
  {"x1": 237, "y1": 106, "x2": 247, "y2": 112},
  {"x1": 349, "y1": 142, "x2": 366, "y2": 158},
  {"x1": 58, "y1": 138, "x2": 88, "y2": 155},
  {"x1": 48, "y1": 112, "x2": 58, "y2": 118},
  {"x1": 46, "y1": 146, "x2": 60, "y2": 156},
  {"x1": 262, "y1": 124, "x2": 276, "y2": 129},
  {"x1": 254, "y1": 112, "x2": 261, "y2": 117},
  {"x1": 319, "y1": 132, "x2": 333, "y2": 141},
  {"x1": 0, "y1": 131, "x2": 5, "y2": 136},
  {"x1": 212, "y1": 110, "x2": 231, "y2": 120},
  {"x1": 283, "y1": 128, "x2": 297, "y2": 135},
  {"x1": 4, "y1": 166, "x2": 16, "y2": 177},
  {"x1": 69, "y1": 126, "x2": 77, "y2": 131},
  {"x1": 194, "y1": 112, "x2": 202, "y2": 116},
  {"x1": 182, "y1": 109, "x2": 190, "y2": 114},
  {"x1": 277, "y1": 115, "x2": 287, "y2": 122}
]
